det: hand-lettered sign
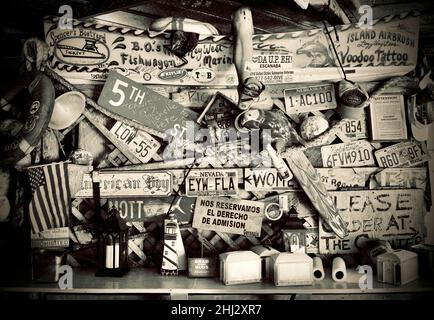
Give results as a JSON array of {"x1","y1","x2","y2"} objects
[
  {"x1": 98, "y1": 71, "x2": 198, "y2": 134},
  {"x1": 74, "y1": 171, "x2": 172, "y2": 197},
  {"x1": 108, "y1": 197, "x2": 195, "y2": 223},
  {"x1": 192, "y1": 197, "x2": 264, "y2": 237},
  {"x1": 321, "y1": 140, "x2": 375, "y2": 168},
  {"x1": 244, "y1": 168, "x2": 294, "y2": 191},
  {"x1": 319, "y1": 189, "x2": 425, "y2": 254},
  {"x1": 375, "y1": 168, "x2": 427, "y2": 189},
  {"x1": 375, "y1": 141, "x2": 430, "y2": 167}
]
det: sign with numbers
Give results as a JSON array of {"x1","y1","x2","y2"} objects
[
  {"x1": 339, "y1": 118, "x2": 368, "y2": 140},
  {"x1": 284, "y1": 84, "x2": 336, "y2": 114},
  {"x1": 321, "y1": 140, "x2": 375, "y2": 168},
  {"x1": 375, "y1": 141, "x2": 430, "y2": 167},
  {"x1": 185, "y1": 169, "x2": 238, "y2": 197},
  {"x1": 110, "y1": 121, "x2": 160, "y2": 163},
  {"x1": 98, "y1": 71, "x2": 198, "y2": 135}
]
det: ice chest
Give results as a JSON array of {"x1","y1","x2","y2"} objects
[
  {"x1": 250, "y1": 245, "x2": 280, "y2": 279},
  {"x1": 377, "y1": 249, "x2": 418, "y2": 285},
  {"x1": 219, "y1": 251, "x2": 261, "y2": 285},
  {"x1": 270, "y1": 252, "x2": 313, "y2": 286}
]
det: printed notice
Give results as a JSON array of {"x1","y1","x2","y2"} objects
[{"x1": 192, "y1": 197, "x2": 264, "y2": 237}]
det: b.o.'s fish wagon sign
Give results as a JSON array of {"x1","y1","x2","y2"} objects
[
  {"x1": 74, "y1": 171, "x2": 172, "y2": 198},
  {"x1": 319, "y1": 189, "x2": 426, "y2": 254},
  {"x1": 192, "y1": 197, "x2": 264, "y2": 237},
  {"x1": 321, "y1": 140, "x2": 375, "y2": 168},
  {"x1": 375, "y1": 141, "x2": 430, "y2": 168},
  {"x1": 185, "y1": 169, "x2": 238, "y2": 197}
]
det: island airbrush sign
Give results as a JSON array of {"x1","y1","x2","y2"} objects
[
  {"x1": 249, "y1": 15, "x2": 418, "y2": 84},
  {"x1": 74, "y1": 171, "x2": 172, "y2": 197},
  {"x1": 43, "y1": 17, "x2": 237, "y2": 86}
]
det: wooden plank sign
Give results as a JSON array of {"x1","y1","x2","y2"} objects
[
  {"x1": 317, "y1": 168, "x2": 372, "y2": 190},
  {"x1": 185, "y1": 169, "x2": 238, "y2": 197},
  {"x1": 375, "y1": 168, "x2": 427, "y2": 190},
  {"x1": 192, "y1": 197, "x2": 264, "y2": 237},
  {"x1": 321, "y1": 140, "x2": 375, "y2": 168},
  {"x1": 110, "y1": 121, "x2": 160, "y2": 163},
  {"x1": 319, "y1": 189, "x2": 426, "y2": 254},
  {"x1": 171, "y1": 88, "x2": 239, "y2": 108},
  {"x1": 108, "y1": 197, "x2": 195, "y2": 223},
  {"x1": 98, "y1": 71, "x2": 198, "y2": 134},
  {"x1": 283, "y1": 84, "x2": 336, "y2": 114},
  {"x1": 74, "y1": 171, "x2": 172, "y2": 198},
  {"x1": 244, "y1": 168, "x2": 294, "y2": 191},
  {"x1": 375, "y1": 141, "x2": 430, "y2": 167}
]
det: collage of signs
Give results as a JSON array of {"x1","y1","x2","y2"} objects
[{"x1": 21, "y1": 8, "x2": 434, "y2": 284}]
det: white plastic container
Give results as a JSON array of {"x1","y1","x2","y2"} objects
[
  {"x1": 377, "y1": 249, "x2": 418, "y2": 285},
  {"x1": 219, "y1": 251, "x2": 261, "y2": 285},
  {"x1": 250, "y1": 245, "x2": 280, "y2": 279},
  {"x1": 270, "y1": 252, "x2": 313, "y2": 286}
]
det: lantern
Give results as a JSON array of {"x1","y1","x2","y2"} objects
[{"x1": 95, "y1": 207, "x2": 130, "y2": 277}]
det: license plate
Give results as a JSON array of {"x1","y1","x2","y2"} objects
[
  {"x1": 185, "y1": 169, "x2": 238, "y2": 197},
  {"x1": 375, "y1": 141, "x2": 430, "y2": 167},
  {"x1": 110, "y1": 121, "x2": 160, "y2": 163},
  {"x1": 284, "y1": 84, "x2": 336, "y2": 114},
  {"x1": 339, "y1": 118, "x2": 368, "y2": 140},
  {"x1": 321, "y1": 140, "x2": 375, "y2": 167}
]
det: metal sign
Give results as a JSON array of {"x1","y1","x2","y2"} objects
[
  {"x1": 339, "y1": 118, "x2": 368, "y2": 141},
  {"x1": 110, "y1": 121, "x2": 160, "y2": 163},
  {"x1": 244, "y1": 168, "x2": 294, "y2": 191},
  {"x1": 171, "y1": 88, "x2": 238, "y2": 108},
  {"x1": 321, "y1": 140, "x2": 375, "y2": 167},
  {"x1": 98, "y1": 71, "x2": 198, "y2": 134},
  {"x1": 74, "y1": 171, "x2": 172, "y2": 197},
  {"x1": 375, "y1": 141, "x2": 430, "y2": 167},
  {"x1": 319, "y1": 189, "x2": 425, "y2": 254},
  {"x1": 192, "y1": 197, "x2": 264, "y2": 237},
  {"x1": 284, "y1": 84, "x2": 336, "y2": 114},
  {"x1": 108, "y1": 197, "x2": 195, "y2": 223},
  {"x1": 185, "y1": 169, "x2": 238, "y2": 197}
]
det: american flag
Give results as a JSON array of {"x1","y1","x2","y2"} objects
[{"x1": 28, "y1": 162, "x2": 70, "y2": 234}]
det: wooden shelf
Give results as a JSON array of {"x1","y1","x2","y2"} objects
[{"x1": 1, "y1": 268, "x2": 433, "y2": 299}]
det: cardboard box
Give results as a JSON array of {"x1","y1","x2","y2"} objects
[{"x1": 270, "y1": 252, "x2": 313, "y2": 286}]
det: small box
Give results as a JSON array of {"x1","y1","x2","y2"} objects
[
  {"x1": 377, "y1": 249, "x2": 418, "y2": 285},
  {"x1": 410, "y1": 244, "x2": 434, "y2": 277},
  {"x1": 188, "y1": 257, "x2": 217, "y2": 278},
  {"x1": 219, "y1": 251, "x2": 261, "y2": 285},
  {"x1": 32, "y1": 250, "x2": 65, "y2": 283},
  {"x1": 270, "y1": 252, "x2": 313, "y2": 286},
  {"x1": 250, "y1": 245, "x2": 280, "y2": 279}
]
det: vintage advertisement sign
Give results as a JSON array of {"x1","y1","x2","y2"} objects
[
  {"x1": 188, "y1": 258, "x2": 217, "y2": 278},
  {"x1": 31, "y1": 227, "x2": 69, "y2": 249},
  {"x1": 192, "y1": 197, "x2": 264, "y2": 237},
  {"x1": 283, "y1": 84, "x2": 336, "y2": 114},
  {"x1": 98, "y1": 71, "x2": 198, "y2": 134},
  {"x1": 375, "y1": 168, "x2": 427, "y2": 190},
  {"x1": 74, "y1": 171, "x2": 172, "y2": 197},
  {"x1": 319, "y1": 189, "x2": 425, "y2": 254},
  {"x1": 185, "y1": 169, "x2": 238, "y2": 197},
  {"x1": 171, "y1": 88, "x2": 238, "y2": 108},
  {"x1": 108, "y1": 197, "x2": 195, "y2": 223},
  {"x1": 321, "y1": 140, "x2": 375, "y2": 167},
  {"x1": 43, "y1": 18, "x2": 238, "y2": 86},
  {"x1": 369, "y1": 94, "x2": 408, "y2": 141},
  {"x1": 338, "y1": 118, "x2": 368, "y2": 141},
  {"x1": 110, "y1": 121, "x2": 160, "y2": 163},
  {"x1": 375, "y1": 141, "x2": 430, "y2": 168},
  {"x1": 244, "y1": 168, "x2": 294, "y2": 191}
]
